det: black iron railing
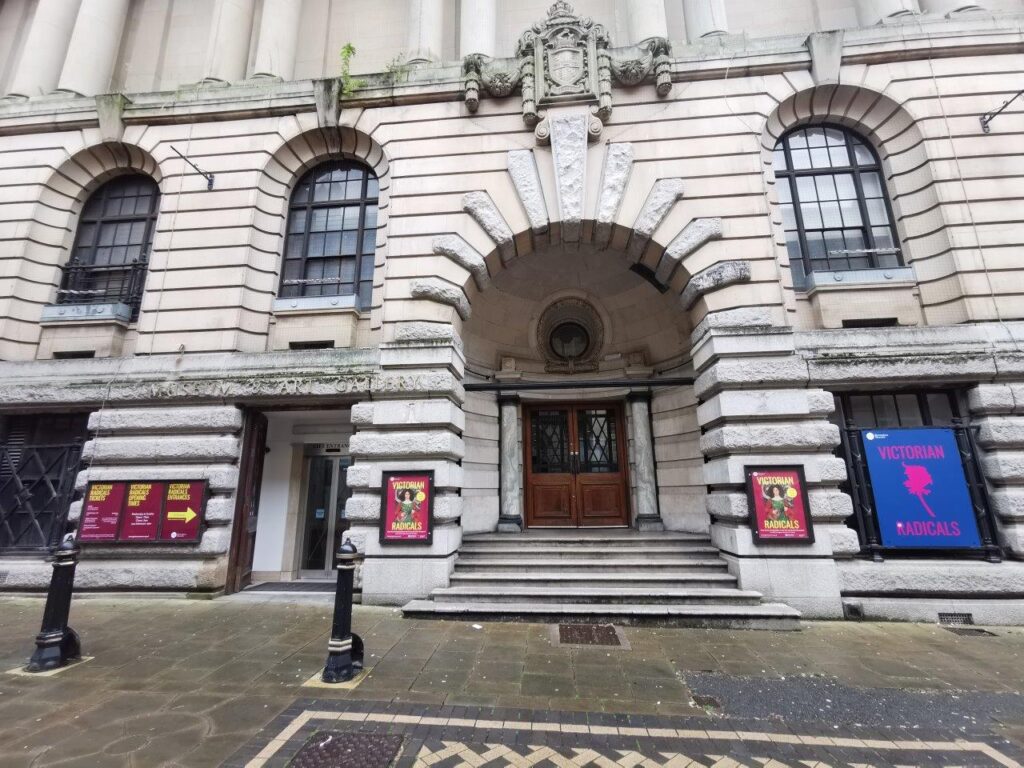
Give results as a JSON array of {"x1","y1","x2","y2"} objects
[
  {"x1": 56, "y1": 258, "x2": 148, "y2": 320},
  {"x1": 841, "y1": 420, "x2": 1002, "y2": 562},
  {"x1": 0, "y1": 442, "x2": 82, "y2": 552}
]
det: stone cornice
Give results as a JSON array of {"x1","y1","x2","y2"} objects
[
  {"x1": 0, "y1": 14, "x2": 1020, "y2": 135},
  {"x1": 0, "y1": 348, "x2": 462, "y2": 407}
]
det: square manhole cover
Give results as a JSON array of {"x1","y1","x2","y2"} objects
[
  {"x1": 558, "y1": 623, "x2": 622, "y2": 647},
  {"x1": 289, "y1": 731, "x2": 403, "y2": 768}
]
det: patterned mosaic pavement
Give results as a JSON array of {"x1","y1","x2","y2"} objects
[{"x1": 224, "y1": 700, "x2": 1024, "y2": 768}]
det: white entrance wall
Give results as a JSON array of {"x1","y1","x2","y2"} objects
[{"x1": 251, "y1": 409, "x2": 353, "y2": 581}]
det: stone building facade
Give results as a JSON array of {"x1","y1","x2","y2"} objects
[{"x1": 0, "y1": 0, "x2": 1023, "y2": 624}]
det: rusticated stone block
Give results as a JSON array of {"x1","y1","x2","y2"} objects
[
  {"x1": 463, "y1": 191, "x2": 515, "y2": 263},
  {"x1": 594, "y1": 142, "x2": 634, "y2": 249},
  {"x1": 680, "y1": 260, "x2": 751, "y2": 311},
  {"x1": 506, "y1": 150, "x2": 549, "y2": 238},
  {"x1": 700, "y1": 422, "x2": 840, "y2": 456},
  {"x1": 989, "y1": 488, "x2": 1024, "y2": 521},
  {"x1": 627, "y1": 178, "x2": 684, "y2": 260},
  {"x1": 980, "y1": 451, "x2": 1024, "y2": 483},
  {"x1": 75, "y1": 464, "x2": 240, "y2": 494},
  {"x1": 695, "y1": 357, "x2": 811, "y2": 397},
  {"x1": 82, "y1": 436, "x2": 240, "y2": 465},
  {"x1": 349, "y1": 430, "x2": 464, "y2": 461},
  {"x1": 410, "y1": 278, "x2": 471, "y2": 321},
  {"x1": 968, "y1": 384, "x2": 1016, "y2": 416},
  {"x1": 351, "y1": 399, "x2": 465, "y2": 431},
  {"x1": 432, "y1": 235, "x2": 491, "y2": 292},
  {"x1": 974, "y1": 417, "x2": 1024, "y2": 449},
  {"x1": 345, "y1": 460, "x2": 463, "y2": 490},
  {"x1": 88, "y1": 406, "x2": 243, "y2": 435}
]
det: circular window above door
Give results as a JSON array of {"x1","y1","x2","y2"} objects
[{"x1": 536, "y1": 298, "x2": 604, "y2": 372}]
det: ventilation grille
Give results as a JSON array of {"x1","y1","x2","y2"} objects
[{"x1": 938, "y1": 612, "x2": 974, "y2": 626}]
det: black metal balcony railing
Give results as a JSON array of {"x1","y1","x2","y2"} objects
[{"x1": 56, "y1": 257, "x2": 148, "y2": 320}]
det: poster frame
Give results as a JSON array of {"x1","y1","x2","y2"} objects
[
  {"x1": 378, "y1": 469, "x2": 435, "y2": 546},
  {"x1": 743, "y1": 465, "x2": 815, "y2": 544},
  {"x1": 78, "y1": 480, "x2": 208, "y2": 545}
]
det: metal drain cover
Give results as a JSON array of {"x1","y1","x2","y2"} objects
[
  {"x1": 943, "y1": 626, "x2": 996, "y2": 637},
  {"x1": 289, "y1": 731, "x2": 403, "y2": 768},
  {"x1": 558, "y1": 623, "x2": 622, "y2": 646}
]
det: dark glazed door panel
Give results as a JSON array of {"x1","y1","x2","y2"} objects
[{"x1": 525, "y1": 408, "x2": 574, "y2": 526}]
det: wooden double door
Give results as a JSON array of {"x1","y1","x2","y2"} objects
[{"x1": 524, "y1": 403, "x2": 630, "y2": 527}]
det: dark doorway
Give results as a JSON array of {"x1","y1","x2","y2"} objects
[{"x1": 226, "y1": 410, "x2": 269, "y2": 594}]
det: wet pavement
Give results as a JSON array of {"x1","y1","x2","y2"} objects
[{"x1": 0, "y1": 594, "x2": 1021, "y2": 767}]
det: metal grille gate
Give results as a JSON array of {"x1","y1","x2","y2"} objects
[{"x1": 0, "y1": 442, "x2": 82, "y2": 552}]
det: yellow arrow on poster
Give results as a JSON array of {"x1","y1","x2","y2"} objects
[{"x1": 167, "y1": 508, "x2": 197, "y2": 523}]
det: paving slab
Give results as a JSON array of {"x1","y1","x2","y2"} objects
[{"x1": 0, "y1": 596, "x2": 1022, "y2": 766}]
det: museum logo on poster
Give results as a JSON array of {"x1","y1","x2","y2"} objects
[
  {"x1": 861, "y1": 427, "x2": 981, "y2": 549},
  {"x1": 744, "y1": 466, "x2": 814, "y2": 543},
  {"x1": 379, "y1": 470, "x2": 434, "y2": 545}
]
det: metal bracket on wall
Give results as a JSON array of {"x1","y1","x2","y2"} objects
[
  {"x1": 171, "y1": 146, "x2": 215, "y2": 190},
  {"x1": 980, "y1": 89, "x2": 1023, "y2": 134}
]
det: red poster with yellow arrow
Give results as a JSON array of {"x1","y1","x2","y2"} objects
[{"x1": 160, "y1": 481, "x2": 205, "y2": 542}]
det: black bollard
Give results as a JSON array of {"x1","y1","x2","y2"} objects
[
  {"x1": 27, "y1": 532, "x2": 82, "y2": 673},
  {"x1": 321, "y1": 539, "x2": 364, "y2": 683}
]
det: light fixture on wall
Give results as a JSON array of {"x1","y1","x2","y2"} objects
[{"x1": 980, "y1": 89, "x2": 1023, "y2": 134}]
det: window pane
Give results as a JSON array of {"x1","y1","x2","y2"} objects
[
  {"x1": 772, "y1": 147, "x2": 787, "y2": 171},
  {"x1": 366, "y1": 177, "x2": 379, "y2": 198},
  {"x1": 835, "y1": 173, "x2": 857, "y2": 200},
  {"x1": 810, "y1": 147, "x2": 831, "y2": 169},
  {"x1": 872, "y1": 227, "x2": 895, "y2": 251},
  {"x1": 362, "y1": 230, "x2": 376, "y2": 253},
  {"x1": 866, "y1": 197, "x2": 889, "y2": 226},
  {"x1": 790, "y1": 148, "x2": 811, "y2": 170},
  {"x1": 821, "y1": 201, "x2": 842, "y2": 228},
  {"x1": 849, "y1": 396, "x2": 874, "y2": 426},
  {"x1": 801, "y1": 202, "x2": 822, "y2": 229},
  {"x1": 926, "y1": 393, "x2": 956, "y2": 425},
  {"x1": 828, "y1": 143, "x2": 850, "y2": 167},
  {"x1": 872, "y1": 395, "x2": 900, "y2": 428},
  {"x1": 840, "y1": 199, "x2": 862, "y2": 227},
  {"x1": 363, "y1": 206, "x2": 378, "y2": 229},
  {"x1": 805, "y1": 127, "x2": 826, "y2": 147},
  {"x1": 853, "y1": 142, "x2": 875, "y2": 166},
  {"x1": 789, "y1": 130, "x2": 808, "y2": 149},
  {"x1": 814, "y1": 175, "x2": 837, "y2": 201},
  {"x1": 895, "y1": 394, "x2": 924, "y2": 426}
]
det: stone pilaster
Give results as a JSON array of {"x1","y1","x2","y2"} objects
[
  {"x1": 625, "y1": 0, "x2": 668, "y2": 45},
  {"x1": 497, "y1": 394, "x2": 524, "y2": 532},
  {"x1": 694, "y1": 309, "x2": 849, "y2": 618},
  {"x1": 343, "y1": 323, "x2": 465, "y2": 604},
  {"x1": 0, "y1": 405, "x2": 245, "y2": 592},
  {"x1": 969, "y1": 383, "x2": 1024, "y2": 557},
  {"x1": 628, "y1": 392, "x2": 664, "y2": 531},
  {"x1": 682, "y1": 0, "x2": 728, "y2": 43},
  {"x1": 406, "y1": 0, "x2": 445, "y2": 63},
  {"x1": 252, "y1": 0, "x2": 302, "y2": 80},
  {"x1": 56, "y1": 0, "x2": 131, "y2": 96},
  {"x1": 459, "y1": 0, "x2": 498, "y2": 59},
  {"x1": 5, "y1": 0, "x2": 82, "y2": 98},
  {"x1": 201, "y1": 0, "x2": 256, "y2": 84}
]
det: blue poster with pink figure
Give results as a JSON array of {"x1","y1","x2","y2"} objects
[{"x1": 861, "y1": 427, "x2": 981, "y2": 549}]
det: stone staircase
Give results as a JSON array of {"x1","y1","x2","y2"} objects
[{"x1": 402, "y1": 530, "x2": 801, "y2": 629}]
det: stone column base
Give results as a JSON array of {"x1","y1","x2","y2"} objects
[{"x1": 636, "y1": 515, "x2": 665, "y2": 532}]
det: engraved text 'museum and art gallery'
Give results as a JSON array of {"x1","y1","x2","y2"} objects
[{"x1": 1, "y1": 0, "x2": 1023, "y2": 626}]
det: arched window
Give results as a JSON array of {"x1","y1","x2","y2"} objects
[
  {"x1": 280, "y1": 160, "x2": 379, "y2": 307},
  {"x1": 773, "y1": 125, "x2": 901, "y2": 288},
  {"x1": 59, "y1": 175, "x2": 159, "y2": 320}
]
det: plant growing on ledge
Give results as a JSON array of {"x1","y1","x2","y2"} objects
[
  {"x1": 339, "y1": 43, "x2": 366, "y2": 98},
  {"x1": 384, "y1": 53, "x2": 410, "y2": 86}
]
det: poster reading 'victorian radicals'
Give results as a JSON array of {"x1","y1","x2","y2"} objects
[
  {"x1": 862, "y1": 428, "x2": 981, "y2": 549},
  {"x1": 380, "y1": 471, "x2": 434, "y2": 545},
  {"x1": 745, "y1": 466, "x2": 814, "y2": 543}
]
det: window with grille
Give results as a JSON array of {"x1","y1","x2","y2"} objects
[
  {"x1": 279, "y1": 161, "x2": 378, "y2": 307},
  {"x1": 58, "y1": 175, "x2": 159, "y2": 320},
  {"x1": 773, "y1": 125, "x2": 902, "y2": 289}
]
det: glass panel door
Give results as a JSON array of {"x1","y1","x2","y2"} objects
[{"x1": 301, "y1": 456, "x2": 334, "y2": 575}]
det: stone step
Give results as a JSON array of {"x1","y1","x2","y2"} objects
[
  {"x1": 464, "y1": 532, "x2": 709, "y2": 545},
  {"x1": 454, "y1": 557, "x2": 730, "y2": 571},
  {"x1": 401, "y1": 599, "x2": 802, "y2": 630},
  {"x1": 448, "y1": 572, "x2": 739, "y2": 589},
  {"x1": 431, "y1": 586, "x2": 764, "y2": 606},
  {"x1": 458, "y1": 545, "x2": 720, "y2": 559}
]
